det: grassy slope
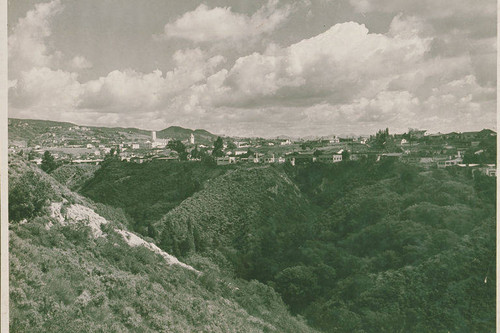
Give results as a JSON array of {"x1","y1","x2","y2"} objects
[
  {"x1": 155, "y1": 165, "x2": 317, "y2": 280},
  {"x1": 9, "y1": 157, "x2": 317, "y2": 333},
  {"x1": 51, "y1": 164, "x2": 100, "y2": 191},
  {"x1": 80, "y1": 160, "x2": 229, "y2": 234}
]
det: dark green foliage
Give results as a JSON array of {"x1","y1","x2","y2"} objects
[
  {"x1": 9, "y1": 160, "x2": 316, "y2": 333},
  {"x1": 9, "y1": 170, "x2": 57, "y2": 222},
  {"x1": 24, "y1": 153, "x2": 495, "y2": 333},
  {"x1": 80, "y1": 160, "x2": 226, "y2": 234},
  {"x1": 167, "y1": 139, "x2": 188, "y2": 160},
  {"x1": 149, "y1": 161, "x2": 495, "y2": 332},
  {"x1": 50, "y1": 164, "x2": 99, "y2": 191},
  {"x1": 41, "y1": 151, "x2": 57, "y2": 173},
  {"x1": 212, "y1": 136, "x2": 224, "y2": 157}
]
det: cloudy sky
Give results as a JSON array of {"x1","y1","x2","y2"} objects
[{"x1": 8, "y1": 0, "x2": 497, "y2": 137}]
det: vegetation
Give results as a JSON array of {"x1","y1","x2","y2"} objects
[
  {"x1": 50, "y1": 164, "x2": 100, "y2": 191},
  {"x1": 167, "y1": 140, "x2": 188, "y2": 160},
  {"x1": 212, "y1": 137, "x2": 224, "y2": 157},
  {"x1": 80, "y1": 160, "x2": 228, "y2": 236},
  {"x1": 9, "y1": 152, "x2": 496, "y2": 332},
  {"x1": 9, "y1": 157, "x2": 316, "y2": 333},
  {"x1": 41, "y1": 151, "x2": 57, "y2": 173},
  {"x1": 147, "y1": 160, "x2": 495, "y2": 332}
]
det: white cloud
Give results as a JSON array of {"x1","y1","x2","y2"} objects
[
  {"x1": 159, "y1": 0, "x2": 292, "y2": 42},
  {"x1": 9, "y1": 66, "x2": 82, "y2": 115},
  {"x1": 8, "y1": 0, "x2": 63, "y2": 75},
  {"x1": 70, "y1": 56, "x2": 93, "y2": 70},
  {"x1": 193, "y1": 17, "x2": 431, "y2": 109},
  {"x1": 8, "y1": 1, "x2": 496, "y2": 136}
]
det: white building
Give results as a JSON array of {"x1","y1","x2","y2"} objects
[
  {"x1": 280, "y1": 139, "x2": 292, "y2": 145},
  {"x1": 190, "y1": 133, "x2": 195, "y2": 144}
]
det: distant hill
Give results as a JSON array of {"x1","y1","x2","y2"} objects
[
  {"x1": 157, "y1": 126, "x2": 217, "y2": 143},
  {"x1": 8, "y1": 118, "x2": 217, "y2": 145}
]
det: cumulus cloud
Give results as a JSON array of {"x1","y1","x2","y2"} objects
[
  {"x1": 70, "y1": 56, "x2": 93, "y2": 70},
  {"x1": 158, "y1": 0, "x2": 293, "y2": 42},
  {"x1": 8, "y1": 0, "x2": 63, "y2": 75},
  {"x1": 8, "y1": 0, "x2": 496, "y2": 136},
  {"x1": 190, "y1": 17, "x2": 432, "y2": 109}
]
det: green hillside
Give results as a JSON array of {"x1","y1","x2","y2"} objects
[
  {"x1": 156, "y1": 165, "x2": 317, "y2": 282},
  {"x1": 157, "y1": 126, "x2": 217, "y2": 143},
  {"x1": 51, "y1": 164, "x2": 100, "y2": 192},
  {"x1": 12, "y1": 153, "x2": 496, "y2": 332},
  {"x1": 143, "y1": 160, "x2": 494, "y2": 332},
  {"x1": 9, "y1": 156, "x2": 317, "y2": 332},
  {"x1": 8, "y1": 118, "x2": 217, "y2": 145},
  {"x1": 80, "y1": 160, "x2": 228, "y2": 236}
]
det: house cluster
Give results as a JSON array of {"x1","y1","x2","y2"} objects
[
  {"x1": 216, "y1": 152, "x2": 343, "y2": 166},
  {"x1": 9, "y1": 121, "x2": 497, "y2": 177}
]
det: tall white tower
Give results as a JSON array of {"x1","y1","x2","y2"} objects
[
  {"x1": 152, "y1": 131, "x2": 156, "y2": 142},
  {"x1": 190, "y1": 133, "x2": 195, "y2": 144}
]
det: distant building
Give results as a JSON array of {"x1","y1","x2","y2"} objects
[
  {"x1": 234, "y1": 150, "x2": 248, "y2": 156},
  {"x1": 216, "y1": 156, "x2": 236, "y2": 165},
  {"x1": 236, "y1": 141, "x2": 250, "y2": 148},
  {"x1": 280, "y1": 139, "x2": 292, "y2": 146},
  {"x1": 264, "y1": 154, "x2": 275, "y2": 163},
  {"x1": 317, "y1": 154, "x2": 343, "y2": 163},
  {"x1": 131, "y1": 143, "x2": 140, "y2": 149},
  {"x1": 190, "y1": 133, "x2": 195, "y2": 144},
  {"x1": 152, "y1": 131, "x2": 156, "y2": 142}
]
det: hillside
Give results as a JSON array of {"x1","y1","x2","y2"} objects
[
  {"x1": 145, "y1": 160, "x2": 496, "y2": 332},
  {"x1": 8, "y1": 118, "x2": 217, "y2": 146},
  {"x1": 156, "y1": 165, "x2": 317, "y2": 281},
  {"x1": 80, "y1": 160, "x2": 229, "y2": 236},
  {"x1": 8, "y1": 156, "x2": 317, "y2": 332},
  {"x1": 157, "y1": 126, "x2": 217, "y2": 143},
  {"x1": 51, "y1": 164, "x2": 100, "y2": 192},
  {"x1": 13, "y1": 154, "x2": 496, "y2": 332}
]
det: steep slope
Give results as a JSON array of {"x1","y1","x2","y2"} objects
[
  {"x1": 51, "y1": 164, "x2": 100, "y2": 191},
  {"x1": 9, "y1": 156, "x2": 317, "y2": 332},
  {"x1": 152, "y1": 160, "x2": 496, "y2": 332},
  {"x1": 155, "y1": 165, "x2": 318, "y2": 282},
  {"x1": 80, "y1": 160, "x2": 228, "y2": 235}
]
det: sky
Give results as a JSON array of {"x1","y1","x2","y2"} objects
[{"x1": 7, "y1": 0, "x2": 497, "y2": 137}]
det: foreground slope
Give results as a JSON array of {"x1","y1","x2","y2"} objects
[{"x1": 9, "y1": 156, "x2": 317, "y2": 332}]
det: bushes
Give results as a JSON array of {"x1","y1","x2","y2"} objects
[{"x1": 9, "y1": 171, "x2": 58, "y2": 222}]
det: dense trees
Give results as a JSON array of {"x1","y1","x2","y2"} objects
[
  {"x1": 167, "y1": 140, "x2": 188, "y2": 160},
  {"x1": 152, "y1": 161, "x2": 495, "y2": 332},
  {"x1": 64, "y1": 157, "x2": 497, "y2": 332},
  {"x1": 41, "y1": 150, "x2": 57, "y2": 173},
  {"x1": 212, "y1": 136, "x2": 224, "y2": 157}
]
